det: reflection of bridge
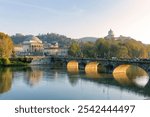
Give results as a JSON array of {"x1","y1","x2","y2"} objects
[
  {"x1": 77, "y1": 73, "x2": 150, "y2": 98},
  {"x1": 50, "y1": 56, "x2": 150, "y2": 73}
]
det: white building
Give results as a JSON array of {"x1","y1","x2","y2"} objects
[
  {"x1": 44, "y1": 48, "x2": 68, "y2": 56},
  {"x1": 23, "y1": 36, "x2": 43, "y2": 52},
  {"x1": 14, "y1": 37, "x2": 68, "y2": 56}
]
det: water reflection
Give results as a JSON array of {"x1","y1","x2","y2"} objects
[
  {"x1": 67, "y1": 71, "x2": 79, "y2": 86},
  {"x1": 0, "y1": 66, "x2": 150, "y2": 99},
  {"x1": 113, "y1": 65, "x2": 149, "y2": 87},
  {"x1": 23, "y1": 67, "x2": 43, "y2": 86},
  {"x1": 0, "y1": 68, "x2": 12, "y2": 94},
  {"x1": 67, "y1": 67, "x2": 79, "y2": 74}
]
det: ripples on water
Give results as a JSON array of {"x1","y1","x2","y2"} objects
[{"x1": 0, "y1": 65, "x2": 150, "y2": 100}]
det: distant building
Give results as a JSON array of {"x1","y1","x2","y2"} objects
[
  {"x1": 104, "y1": 29, "x2": 115, "y2": 40},
  {"x1": 44, "y1": 41, "x2": 68, "y2": 56},
  {"x1": 23, "y1": 36, "x2": 43, "y2": 53},
  {"x1": 15, "y1": 36, "x2": 44, "y2": 56},
  {"x1": 14, "y1": 45, "x2": 23, "y2": 55},
  {"x1": 14, "y1": 37, "x2": 68, "y2": 57},
  {"x1": 44, "y1": 41, "x2": 59, "y2": 49}
]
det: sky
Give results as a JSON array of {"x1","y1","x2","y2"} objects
[{"x1": 0, "y1": 0, "x2": 150, "y2": 43}]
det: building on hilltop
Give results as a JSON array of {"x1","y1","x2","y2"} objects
[{"x1": 104, "y1": 29, "x2": 115, "y2": 40}]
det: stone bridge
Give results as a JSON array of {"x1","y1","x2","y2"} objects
[{"x1": 50, "y1": 56, "x2": 150, "y2": 74}]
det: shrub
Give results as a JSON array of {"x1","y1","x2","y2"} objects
[{"x1": 1, "y1": 58, "x2": 11, "y2": 65}]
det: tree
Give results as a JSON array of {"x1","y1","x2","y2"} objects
[
  {"x1": 0, "y1": 32, "x2": 14, "y2": 58},
  {"x1": 80, "y1": 42, "x2": 96, "y2": 58},
  {"x1": 68, "y1": 41, "x2": 81, "y2": 57},
  {"x1": 124, "y1": 39, "x2": 148, "y2": 58},
  {"x1": 95, "y1": 38, "x2": 110, "y2": 58}
]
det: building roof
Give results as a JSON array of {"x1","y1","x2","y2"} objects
[{"x1": 23, "y1": 36, "x2": 42, "y2": 44}]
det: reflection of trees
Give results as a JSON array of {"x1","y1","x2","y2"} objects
[
  {"x1": 0, "y1": 68, "x2": 12, "y2": 94},
  {"x1": 113, "y1": 65, "x2": 149, "y2": 87},
  {"x1": 67, "y1": 71, "x2": 79, "y2": 86},
  {"x1": 24, "y1": 67, "x2": 43, "y2": 86}
]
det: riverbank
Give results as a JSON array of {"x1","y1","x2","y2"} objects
[{"x1": 0, "y1": 57, "x2": 31, "y2": 67}]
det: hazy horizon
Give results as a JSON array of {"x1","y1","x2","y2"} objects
[{"x1": 1, "y1": 0, "x2": 150, "y2": 43}]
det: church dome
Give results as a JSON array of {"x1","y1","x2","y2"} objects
[
  {"x1": 108, "y1": 29, "x2": 114, "y2": 36},
  {"x1": 23, "y1": 36, "x2": 42, "y2": 44}
]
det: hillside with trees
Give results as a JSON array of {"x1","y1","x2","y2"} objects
[
  {"x1": 11, "y1": 33, "x2": 72, "y2": 48},
  {"x1": 68, "y1": 37, "x2": 150, "y2": 59}
]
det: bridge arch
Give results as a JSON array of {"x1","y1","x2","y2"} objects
[
  {"x1": 85, "y1": 62, "x2": 101, "y2": 78},
  {"x1": 85, "y1": 61, "x2": 115, "y2": 73},
  {"x1": 113, "y1": 64, "x2": 149, "y2": 87},
  {"x1": 67, "y1": 60, "x2": 79, "y2": 73},
  {"x1": 85, "y1": 62, "x2": 99, "y2": 73}
]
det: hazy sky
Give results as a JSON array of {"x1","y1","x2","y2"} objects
[{"x1": 0, "y1": 0, "x2": 150, "y2": 43}]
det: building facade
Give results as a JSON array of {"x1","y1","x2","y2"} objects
[
  {"x1": 23, "y1": 36, "x2": 43, "y2": 52},
  {"x1": 14, "y1": 36, "x2": 68, "y2": 57}
]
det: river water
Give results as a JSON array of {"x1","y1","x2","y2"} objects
[{"x1": 0, "y1": 66, "x2": 150, "y2": 100}]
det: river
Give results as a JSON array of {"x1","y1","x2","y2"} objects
[{"x1": 0, "y1": 66, "x2": 150, "y2": 100}]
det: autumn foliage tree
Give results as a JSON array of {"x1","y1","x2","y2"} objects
[{"x1": 0, "y1": 32, "x2": 14, "y2": 58}]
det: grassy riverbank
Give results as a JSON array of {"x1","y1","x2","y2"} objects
[{"x1": 0, "y1": 57, "x2": 31, "y2": 66}]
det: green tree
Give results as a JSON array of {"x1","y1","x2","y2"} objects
[
  {"x1": 81, "y1": 42, "x2": 96, "y2": 58},
  {"x1": 68, "y1": 42, "x2": 81, "y2": 57},
  {"x1": 95, "y1": 38, "x2": 110, "y2": 58},
  {"x1": 124, "y1": 39, "x2": 148, "y2": 58},
  {"x1": 0, "y1": 32, "x2": 14, "y2": 58}
]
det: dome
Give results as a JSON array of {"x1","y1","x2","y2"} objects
[
  {"x1": 108, "y1": 29, "x2": 114, "y2": 36},
  {"x1": 23, "y1": 36, "x2": 42, "y2": 44}
]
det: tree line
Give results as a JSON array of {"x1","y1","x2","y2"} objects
[{"x1": 68, "y1": 37, "x2": 150, "y2": 59}]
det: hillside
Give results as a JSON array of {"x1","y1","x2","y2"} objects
[
  {"x1": 11, "y1": 33, "x2": 73, "y2": 48},
  {"x1": 78, "y1": 37, "x2": 98, "y2": 42}
]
